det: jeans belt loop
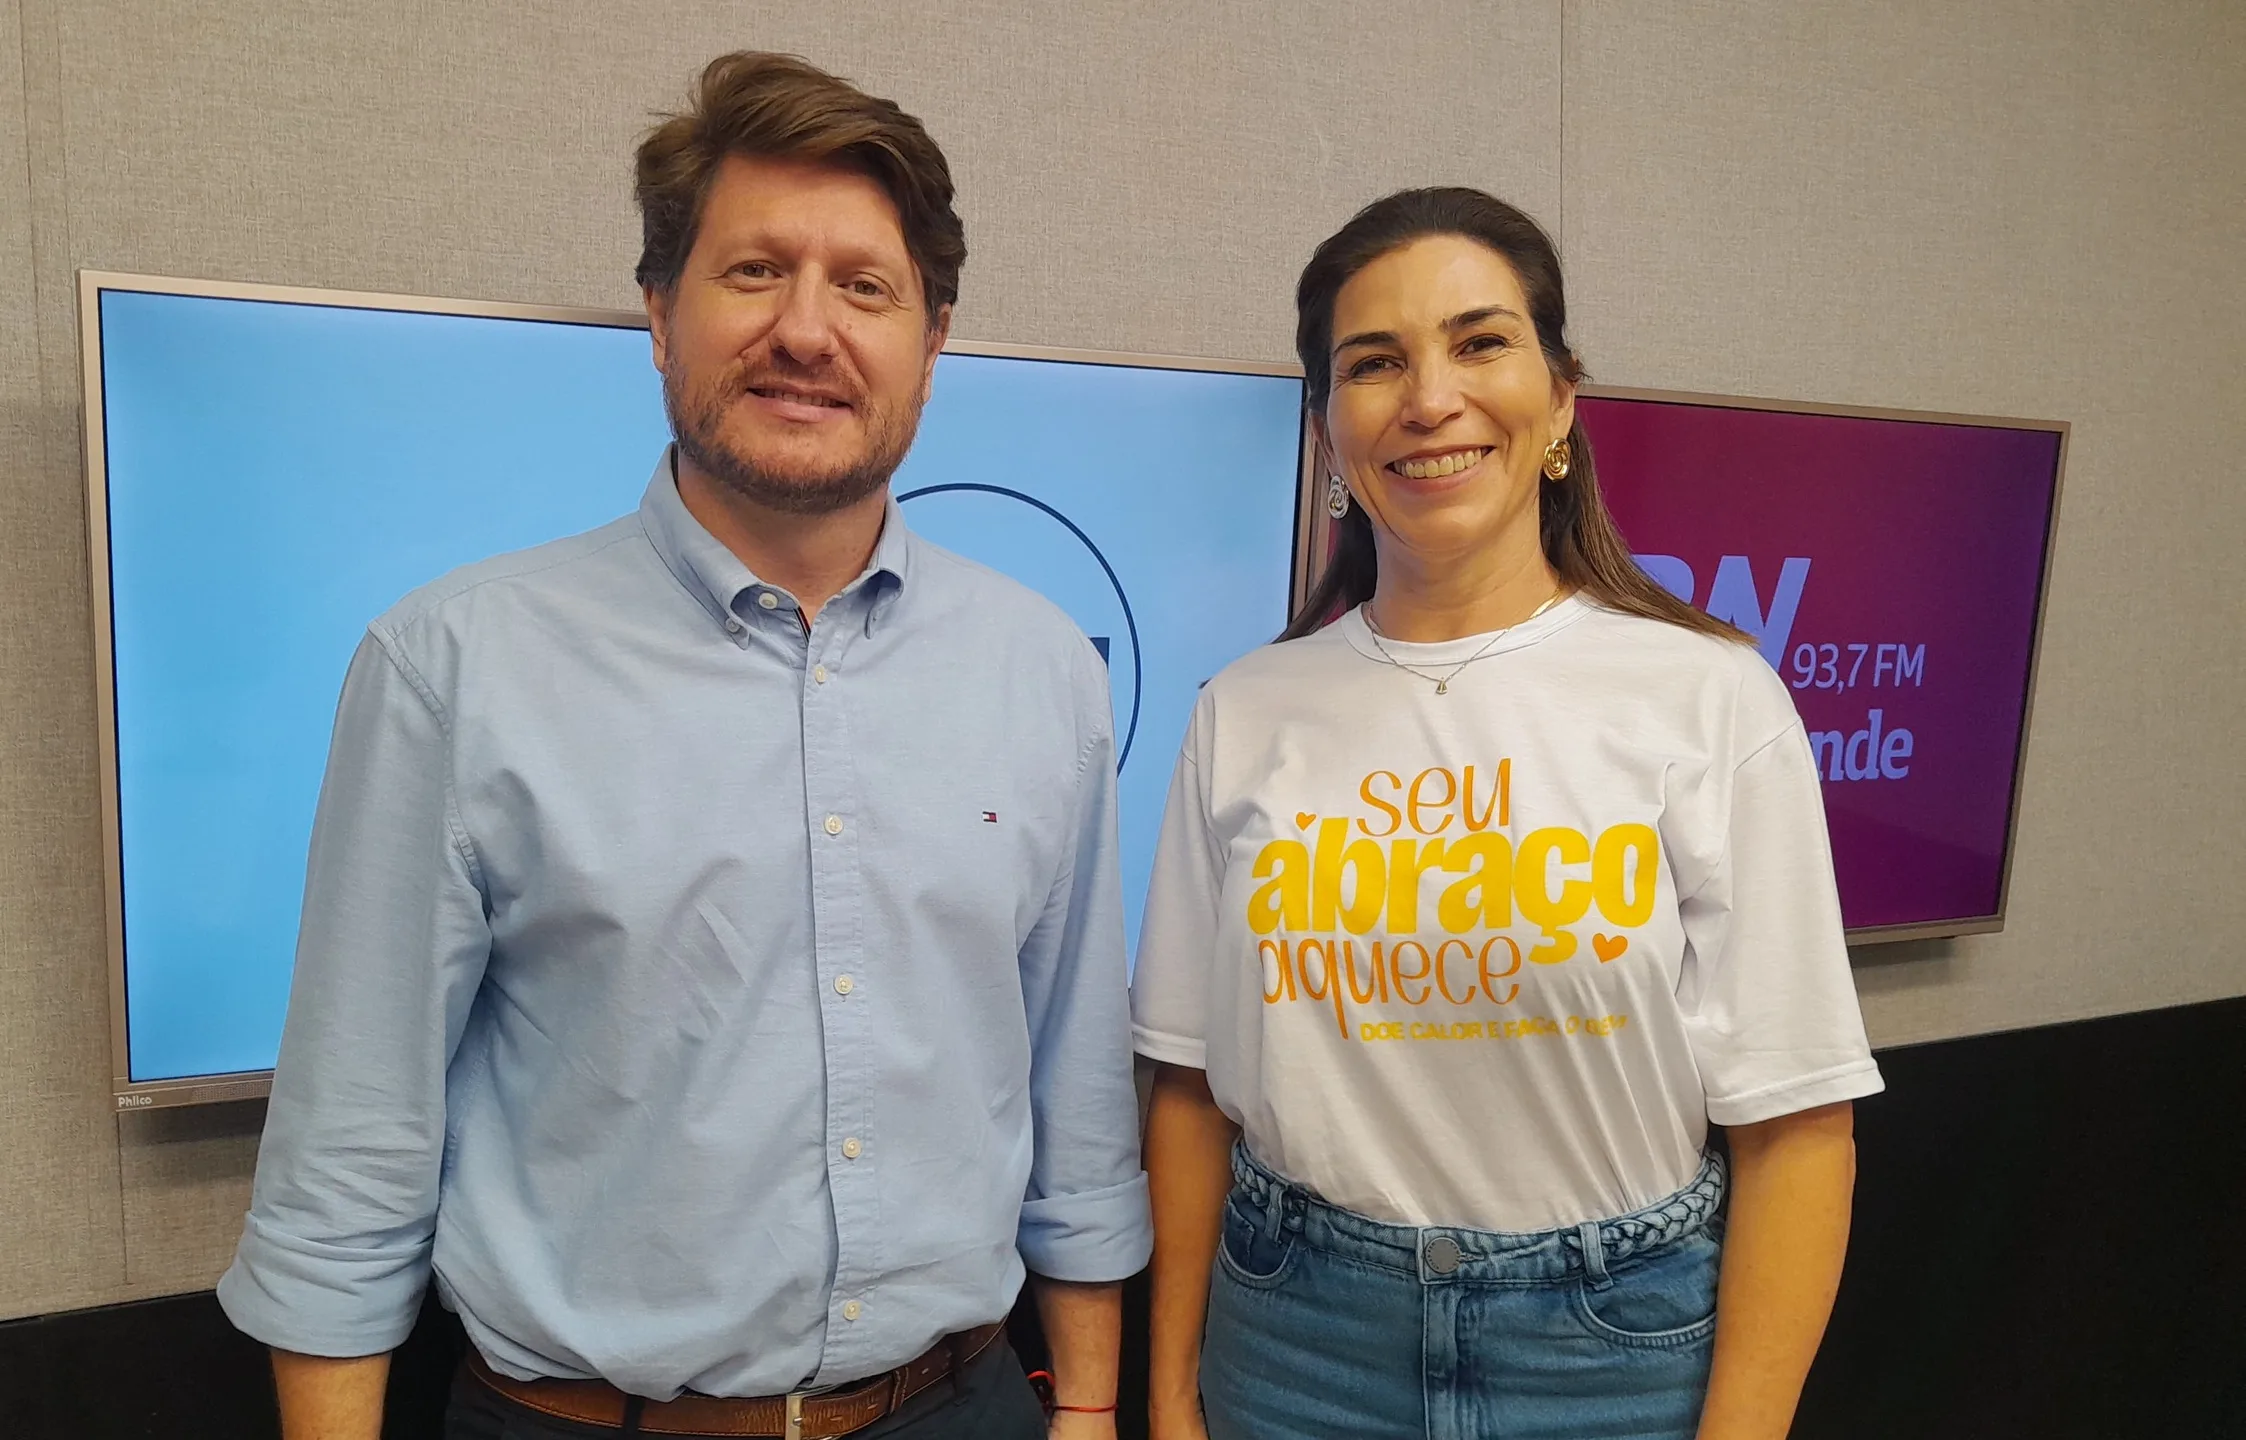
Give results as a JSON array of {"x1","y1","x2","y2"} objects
[
  {"x1": 1577, "y1": 1220, "x2": 1613, "y2": 1291},
  {"x1": 1258, "y1": 1183, "x2": 1288, "y2": 1244}
]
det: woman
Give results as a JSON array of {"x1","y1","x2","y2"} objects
[{"x1": 1133, "y1": 188, "x2": 1882, "y2": 1440}]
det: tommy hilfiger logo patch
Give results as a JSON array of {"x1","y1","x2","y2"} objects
[{"x1": 981, "y1": 811, "x2": 999, "y2": 823}]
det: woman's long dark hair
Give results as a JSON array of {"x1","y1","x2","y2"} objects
[{"x1": 1280, "y1": 187, "x2": 1747, "y2": 646}]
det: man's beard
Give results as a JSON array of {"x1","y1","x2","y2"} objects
[{"x1": 664, "y1": 356, "x2": 920, "y2": 517}]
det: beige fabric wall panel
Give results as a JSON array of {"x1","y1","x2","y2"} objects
[
  {"x1": 1559, "y1": 1, "x2": 2246, "y2": 1047},
  {"x1": 47, "y1": 0, "x2": 1563, "y2": 359},
  {"x1": 1, "y1": 0, "x2": 134, "y2": 1315},
  {"x1": 1, "y1": 0, "x2": 1564, "y2": 1318}
]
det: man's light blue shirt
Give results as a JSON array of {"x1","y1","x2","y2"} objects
[{"x1": 217, "y1": 453, "x2": 1152, "y2": 1399}]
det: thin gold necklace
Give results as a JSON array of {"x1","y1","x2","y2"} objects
[{"x1": 1360, "y1": 593, "x2": 1562, "y2": 694}]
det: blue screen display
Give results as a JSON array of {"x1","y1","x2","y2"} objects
[{"x1": 97, "y1": 288, "x2": 1304, "y2": 1084}]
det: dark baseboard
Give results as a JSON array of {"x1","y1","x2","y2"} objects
[{"x1": 6, "y1": 995, "x2": 2242, "y2": 1439}]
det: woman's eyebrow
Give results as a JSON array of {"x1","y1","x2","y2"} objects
[
  {"x1": 1333, "y1": 327, "x2": 1398, "y2": 354},
  {"x1": 1334, "y1": 305, "x2": 1525, "y2": 355},
  {"x1": 1444, "y1": 304, "x2": 1523, "y2": 331}
]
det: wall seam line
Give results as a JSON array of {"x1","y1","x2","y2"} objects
[{"x1": 1556, "y1": 0, "x2": 1566, "y2": 255}]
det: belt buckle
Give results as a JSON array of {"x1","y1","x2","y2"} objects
[{"x1": 785, "y1": 1390, "x2": 806, "y2": 1439}]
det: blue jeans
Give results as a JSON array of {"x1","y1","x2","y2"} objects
[{"x1": 1202, "y1": 1145, "x2": 1726, "y2": 1440}]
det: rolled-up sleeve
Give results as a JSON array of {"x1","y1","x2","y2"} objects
[
  {"x1": 1013, "y1": 639, "x2": 1153, "y2": 1282},
  {"x1": 216, "y1": 628, "x2": 493, "y2": 1356}
]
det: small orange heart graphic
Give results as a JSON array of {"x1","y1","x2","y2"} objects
[
  {"x1": 1593, "y1": 934, "x2": 1629, "y2": 962},
  {"x1": 1295, "y1": 811, "x2": 1316, "y2": 829}
]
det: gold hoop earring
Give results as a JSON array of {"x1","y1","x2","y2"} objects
[
  {"x1": 1326, "y1": 473, "x2": 1350, "y2": 519},
  {"x1": 1541, "y1": 438, "x2": 1573, "y2": 481}
]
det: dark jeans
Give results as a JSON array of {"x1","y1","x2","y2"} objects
[{"x1": 443, "y1": 1341, "x2": 1046, "y2": 1440}]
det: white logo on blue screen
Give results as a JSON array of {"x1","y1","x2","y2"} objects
[{"x1": 897, "y1": 484, "x2": 1143, "y2": 771}]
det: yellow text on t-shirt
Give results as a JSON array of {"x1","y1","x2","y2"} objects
[{"x1": 1247, "y1": 819, "x2": 1659, "y2": 963}]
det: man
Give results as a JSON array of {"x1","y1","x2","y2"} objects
[{"x1": 217, "y1": 52, "x2": 1148, "y2": 1440}]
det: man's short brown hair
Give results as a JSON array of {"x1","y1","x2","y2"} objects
[{"x1": 634, "y1": 52, "x2": 967, "y2": 318}]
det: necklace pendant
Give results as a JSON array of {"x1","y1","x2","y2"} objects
[{"x1": 1435, "y1": 679, "x2": 1449, "y2": 695}]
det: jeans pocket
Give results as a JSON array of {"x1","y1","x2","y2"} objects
[
  {"x1": 1571, "y1": 1232, "x2": 1721, "y2": 1349},
  {"x1": 1214, "y1": 1192, "x2": 1299, "y2": 1289}
]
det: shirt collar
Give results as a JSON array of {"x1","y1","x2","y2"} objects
[{"x1": 638, "y1": 446, "x2": 914, "y2": 636}]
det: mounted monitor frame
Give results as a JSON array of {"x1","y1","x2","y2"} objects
[
  {"x1": 79, "y1": 268, "x2": 1313, "y2": 1110},
  {"x1": 1591, "y1": 385, "x2": 2066, "y2": 951}
]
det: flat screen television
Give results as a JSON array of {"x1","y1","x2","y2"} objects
[
  {"x1": 1576, "y1": 389, "x2": 2064, "y2": 944},
  {"x1": 81, "y1": 271, "x2": 1310, "y2": 1106}
]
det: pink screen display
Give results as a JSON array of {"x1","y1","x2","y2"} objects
[{"x1": 1579, "y1": 395, "x2": 2061, "y2": 935}]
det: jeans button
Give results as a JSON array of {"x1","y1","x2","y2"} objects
[{"x1": 1423, "y1": 1234, "x2": 1462, "y2": 1275}]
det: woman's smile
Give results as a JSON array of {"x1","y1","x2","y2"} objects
[{"x1": 1383, "y1": 444, "x2": 1493, "y2": 491}]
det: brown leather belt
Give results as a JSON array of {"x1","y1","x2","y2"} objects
[{"x1": 465, "y1": 1322, "x2": 1007, "y2": 1438}]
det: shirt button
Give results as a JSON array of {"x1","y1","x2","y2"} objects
[
  {"x1": 841, "y1": 1137, "x2": 862, "y2": 1159},
  {"x1": 823, "y1": 814, "x2": 844, "y2": 837},
  {"x1": 724, "y1": 618, "x2": 743, "y2": 635},
  {"x1": 813, "y1": 664, "x2": 830, "y2": 684},
  {"x1": 757, "y1": 591, "x2": 780, "y2": 610},
  {"x1": 834, "y1": 975, "x2": 854, "y2": 995},
  {"x1": 841, "y1": 1300, "x2": 862, "y2": 1322}
]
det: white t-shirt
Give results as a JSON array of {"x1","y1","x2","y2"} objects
[{"x1": 1130, "y1": 597, "x2": 1884, "y2": 1233}]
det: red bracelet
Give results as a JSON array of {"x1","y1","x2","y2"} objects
[{"x1": 1026, "y1": 1370, "x2": 1119, "y2": 1415}]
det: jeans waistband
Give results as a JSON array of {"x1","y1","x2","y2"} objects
[{"x1": 1228, "y1": 1144, "x2": 1726, "y2": 1286}]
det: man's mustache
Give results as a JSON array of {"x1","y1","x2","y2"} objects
[{"x1": 721, "y1": 359, "x2": 864, "y2": 408}]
